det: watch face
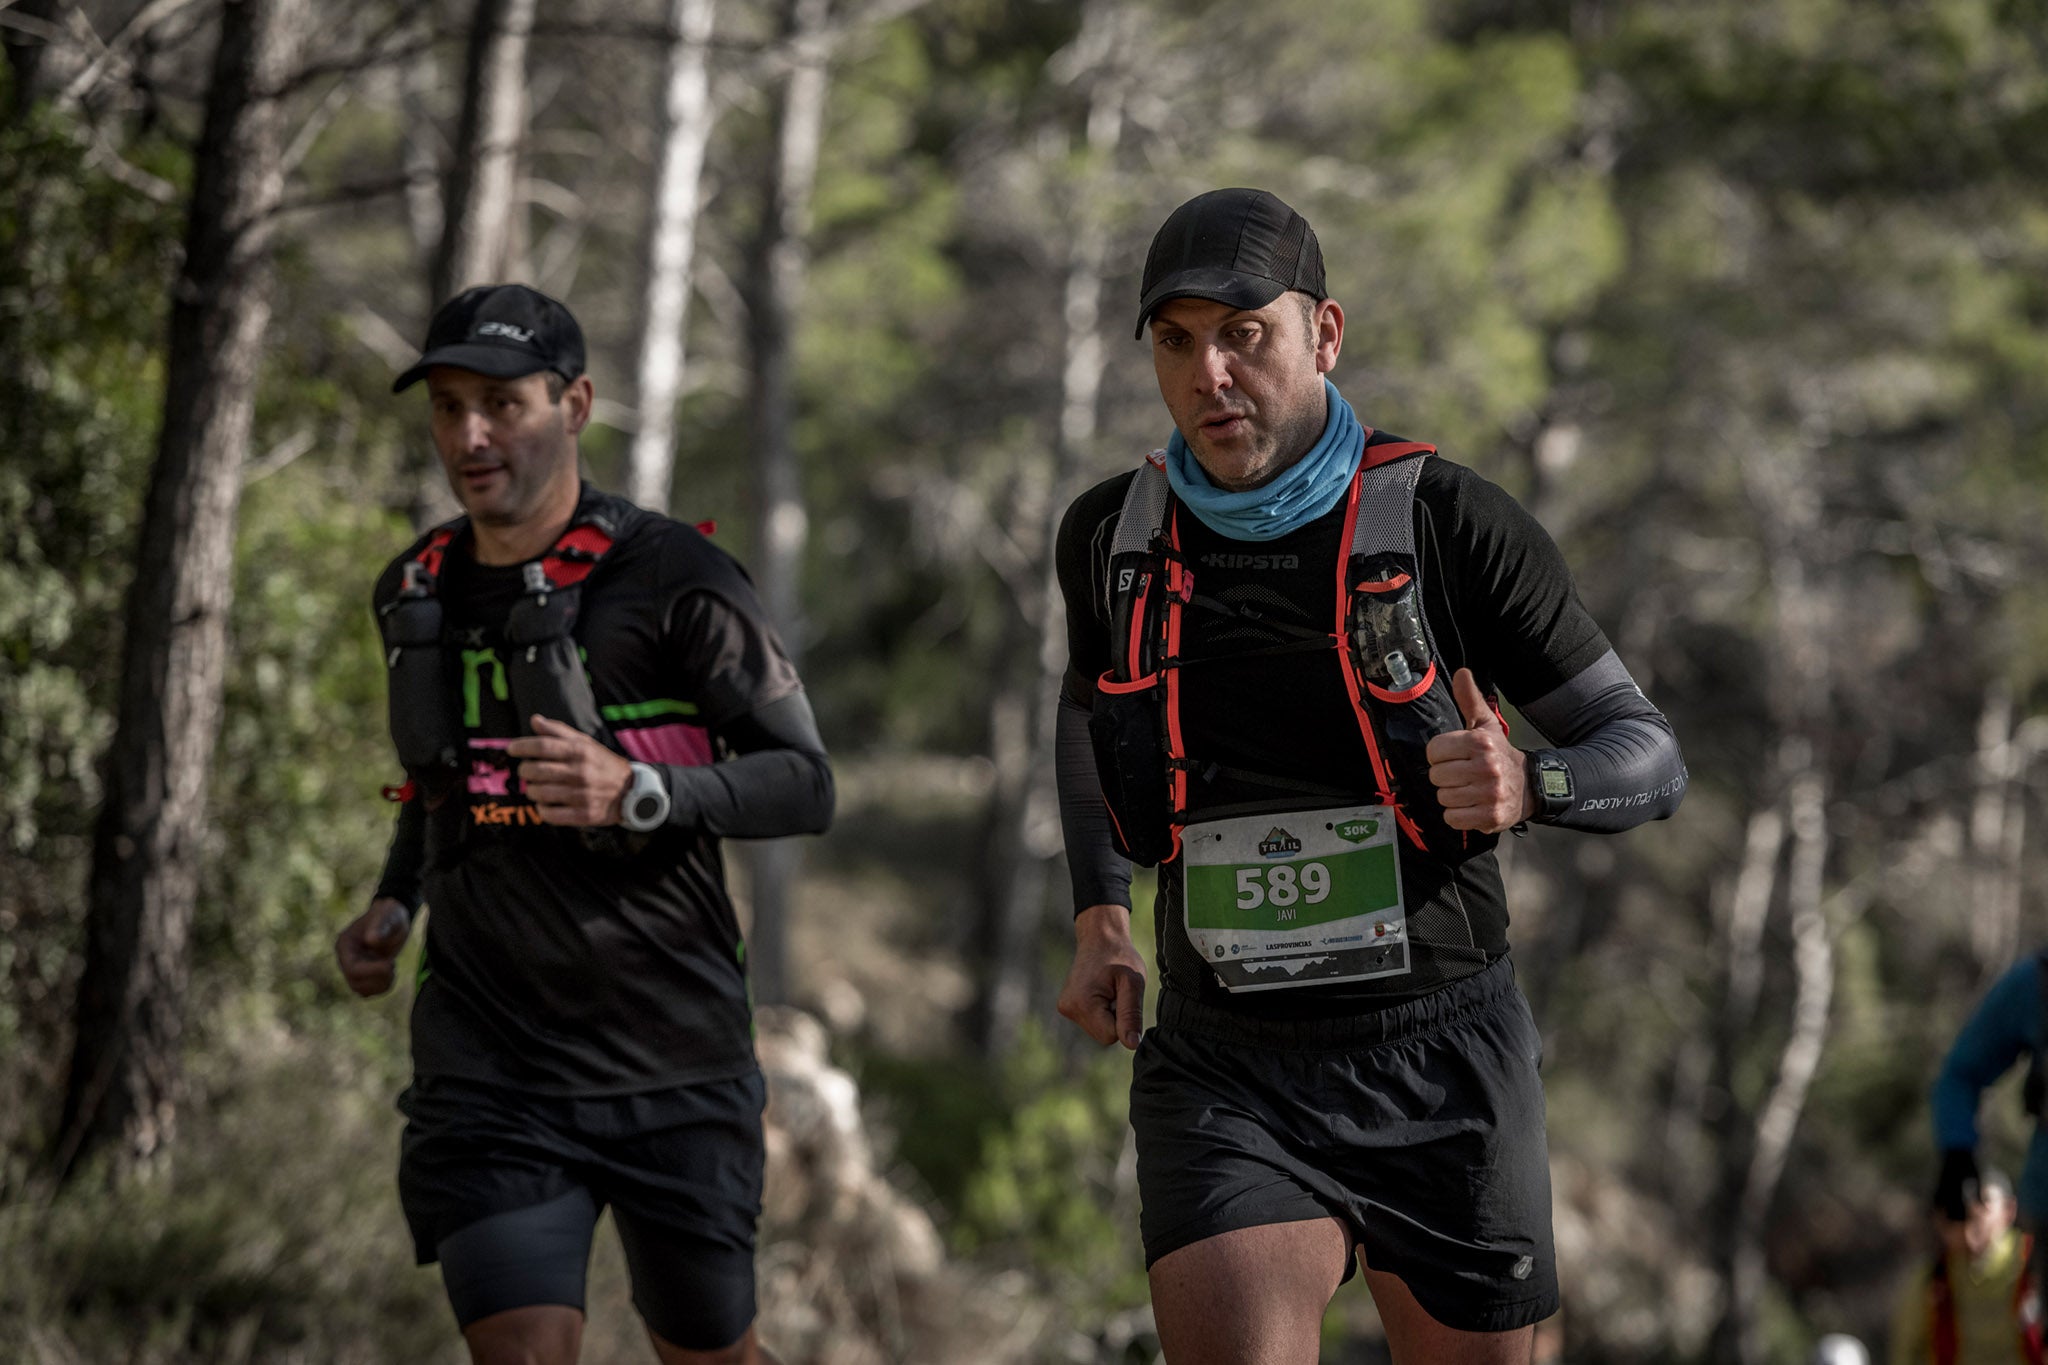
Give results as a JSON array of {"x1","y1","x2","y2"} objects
[{"x1": 1541, "y1": 768, "x2": 1571, "y2": 799}]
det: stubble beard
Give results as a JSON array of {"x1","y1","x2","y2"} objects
[{"x1": 1191, "y1": 400, "x2": 1327, "y2": 494}]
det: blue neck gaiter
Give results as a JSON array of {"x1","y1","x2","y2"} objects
[{"x1": 1165, "y1": 379, "x2": 1364, "y2": 542}]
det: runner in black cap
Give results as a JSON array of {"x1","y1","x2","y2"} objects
[
  {"x1": 338, "y1": 282, "x2": 832, "y2": 1365},
  {"x1": 1053, "y1": 189, "x2": 1687, "y2": 1362}
]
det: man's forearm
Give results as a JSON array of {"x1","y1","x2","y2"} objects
[
  {"x1": 665, "y1": 691, "x2": 835, "y2": 838},
  {"x1": 373, "y1": 797, "x2": 427, "y2": 916},
  {"x1": 1057, "y1": 695, "x2": 1134, "y2": 914},
  {"x1": 1518, "y1": 650, "x2": 1687, "y2": 832}
]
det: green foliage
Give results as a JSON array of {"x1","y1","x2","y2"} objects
[
  {"x1": 205, "y1": 461, "x2": 416, "y2": 1021},
  {"x1": 0, "y1": 96, "x2": 185, "y2": 1124},
  {"x1": 0, "y1": 1022, "x2": 451, "y2": 1364},
  {"x1": 955, "y1": 1021, "x2": 1133, "y2": 1270}
]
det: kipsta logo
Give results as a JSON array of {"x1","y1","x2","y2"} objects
[{"x1": 1258, "y1": 827, "x2": 1302, "y2": 858}]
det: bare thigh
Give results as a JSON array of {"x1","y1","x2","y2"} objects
[
  {"x1": 648, "y1": 1322, "x2": 780, "y2": 1365},
  {"x1": 1149, "y1": 1218, "x2": 1352, "y2": 1365},
  {"x1": 1358, "y1": 1245, "x2": 1535, "y2": 1365},
  {"x1": 463, "y1": 1304, "x2": 585, "y2": 1365}
]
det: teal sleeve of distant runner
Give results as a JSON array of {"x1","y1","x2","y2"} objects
[
  {"x1": 2024, "y1": 1130, "x2": 2048, "y2": 1225},
  {"x1": 1932, "y1": 958, "x2": 2040, "y2": 1151}
]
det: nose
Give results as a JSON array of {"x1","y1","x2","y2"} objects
[
  {"x1": 1194, "y1": 344, "x2": 1233, "y2": 396},
  {"x1": 457, "y1": 408, "x2": 491, "y2": 452}
]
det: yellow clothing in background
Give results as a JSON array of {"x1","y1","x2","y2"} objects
[{"x1": 1890, "y1": 1229, "x2": 2030, "y2": 1365}]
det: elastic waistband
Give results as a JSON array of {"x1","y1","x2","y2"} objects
[{"x1": 1154, "y1": 954, "x2": 1517, "y2": 1051}]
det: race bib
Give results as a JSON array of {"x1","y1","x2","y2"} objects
[{"x1": 1181, "y1": 806, "x2": 1410, "y2": 992}]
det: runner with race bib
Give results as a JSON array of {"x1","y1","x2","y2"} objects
[{"x1": 1051, "y1": 188, "x2": 1688, "y2": 1365}]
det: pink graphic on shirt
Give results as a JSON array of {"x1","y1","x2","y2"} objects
[
  {"x1": 467, "y1": 736, "x2": 518, "y2": 795},
  {"x1": 617, "y1": 723, "x2": 714, "y2": 768}
]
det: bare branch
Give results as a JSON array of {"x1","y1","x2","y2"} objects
[
  {"x1": 0, "y1": 8, "x2": 71, "y2": 44},
  {"x1": 59, "y1": 0, "x2": 209, "y2": 108},
  {"x1": 82, "y1": 126, "x2": 179, "y2": 202},
  {"x1": 239, "y1": 426, "x2": 315, "y2": 485},
  {"x1": 270, "y1": 166, "x2": 439, "y2": 217}
]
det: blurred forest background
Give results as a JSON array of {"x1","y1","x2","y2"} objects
[{"x1": 9, "y1": 0, "x2": 2048, "y2": 1361}]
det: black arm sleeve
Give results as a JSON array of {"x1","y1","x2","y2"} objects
[
  {"x1": 1057, "y1": 695, "x2": 1134, "y2": 913},
  {"x1": 1054, "y1": 476, "x2": 1140, "y2": 911},
  {"x1": 661, "y1": 691, "x2": 835, "y2": 838},
  {"x1": 373, "y1": 797, "x2": 427, "y2": 916},
  {"x1": 1518, "y1": 649, "x2": 1687, "y2": 832}
]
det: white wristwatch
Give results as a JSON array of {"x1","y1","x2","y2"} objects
[{"x1": 619, "y1": 762, "x2": 671, "y2": 833}]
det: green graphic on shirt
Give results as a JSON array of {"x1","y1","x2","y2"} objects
[
  {"x1": 461, "y1": 648, "x2": 509, "y2": 727},
  {"x1": 602, "y1": 698, "x2": 698, "y2": 722}
]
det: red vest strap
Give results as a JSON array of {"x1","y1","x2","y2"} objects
[
  {"x1": 1930, "y1": 1254, "x2": 1957, "y2": 1365},
  {"x1": 2019, "y1": 1234, "x2": 2045, "y2": 1365},
  {"x1": 1161, "y1": 506, "x2": 1190, "y2": 861},
  {"x1": 407, "y1": 512, "x2": 624, "y2": 593},
  {"x1": 542, "y1": 522, "x2": 616, "y2": 587},
  {"x1": 1329, "y1": 471, "x2": 1412, "y2": 844},
  {"x1": 414, "y1": 526, "x2": 458, "y2": 580}
]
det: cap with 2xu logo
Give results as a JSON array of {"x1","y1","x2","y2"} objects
[{"x1": 392, "y1": 283, "x2": 586, "y2": 393}]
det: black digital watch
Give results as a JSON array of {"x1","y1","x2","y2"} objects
[{"x1": 1526, "y1": 749, "x2": 1574, "y2": 822}]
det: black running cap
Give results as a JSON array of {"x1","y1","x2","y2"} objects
[
  {"x1": 1134, "y1": 188, "x2": 1327, "y2": 339},
  {"x1": 392, "y1": 284, "x2": 587, "y2": 393}
]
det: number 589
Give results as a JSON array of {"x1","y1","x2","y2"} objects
[{"x1": 1234, "y1": 862, "x2": 1331, "y2": 910}]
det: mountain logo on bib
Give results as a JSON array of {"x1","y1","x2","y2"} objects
[
  {"x1": 1258, "y1": 828, "x2": 1302, "y2": 858},
  {"x1": 1335, "y1": 819, "x2": 1379, "y2": 843}
]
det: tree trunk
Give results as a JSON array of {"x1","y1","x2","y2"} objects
[
  {"x1": 1969, "y1": 682, "x2": 2023, "y2": 974},
  {"x1": 400, "y1": 40, "x2": 443, "y2": 263},
  {"x1": 1726, "y1": 765, "x2": 1832, "y2": 1365},
  {"x1": 1710, "y1": 450, "x2": 1835, "y2": 1364},
  {"x1": 409, "y1": 0, "x2": 534, "y2": 527},
  {"x1": 49, "y1": 0, "x2": 309, "y2": 1185},
  {"x1": 627, "y1": 0, "x2": 718, "y2": 514},
  {"x1": 431, "y1": 0, "x2": 535, "y2": 304},
  {"x1": 742, "y1": 0, "x2": 832, "y2": 1007},
  {"x1": 971, "y1": 4, "x2": 1127, "y2": 1055},
  {"x1": 3, "y1": 0, "x2": 63, "y2": 112}
]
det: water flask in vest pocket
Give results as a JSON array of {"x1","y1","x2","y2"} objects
[
  {"x1": 379, "y1": 571, "x2": 462, "y2": 787},
  {"x1": 1089, "y1": 551, "x2": 1179, "y2": 866},
  {"x1": 504, "y1": 567, "x2": 608, "y2": 738},
  {"x1": 1347, "y1": 553, "x2": 1486, "y2": 859}
]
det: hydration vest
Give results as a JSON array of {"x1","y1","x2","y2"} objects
[
  {"x1": 377, "y1": 492, "x2": 648, "y2": 809},
  {"x1": 1089, "y1": 439, "x2": 1498, "y2": 866}
]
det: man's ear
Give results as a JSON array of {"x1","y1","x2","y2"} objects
[
  {"x1": 1315, "y1": 299, "x2": 1345, "y2": 375},
  {"x1": 562, "y1": 375, "x2": 595, "y2": 434}
]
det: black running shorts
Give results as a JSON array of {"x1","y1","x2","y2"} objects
[
  {"x1": 1130, "y1": 956, "x2": 1557, "y2": 1334},
  {"x1": 396, "y1": 1071, "x2": 765, "y2": 1351}
]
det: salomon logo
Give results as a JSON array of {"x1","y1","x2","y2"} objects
[
  {"x1": 476, "y1": 321, "x2": 535, "y2": 343},
  {"x1": 1117, "y1": 568, "x2": 1136, "y2": 592},
  {"x1": 1200, "y1": 553, "x2": 1301, "y2": 570}
]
